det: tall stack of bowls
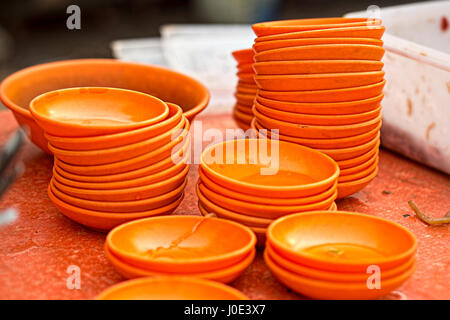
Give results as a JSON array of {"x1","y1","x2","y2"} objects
[
  {"x1": 196, "y1": 138, "x2": 340, "y2": 246},
  {"x1": 265, "y1": 211, "x2": 417, "y2": 299},
  {"x1": 250, "y1": 18, "x2": 385, "y2": 198},
  {"x1": 232, "y1": 49, "x2": 257, "y2": 130},
  {"x1": 0, "y1": 59, "x2": 209, "y2": 154},
  {"x1": 29, "y1": 87, "x2": 190, "y2": 231},
  {"x1": 104, "y1": 215, "x2": 256, "y2": 283}
]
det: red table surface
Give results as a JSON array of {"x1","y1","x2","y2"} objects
[{"x1": 0, "y1": 110, "x2": 448, "y2": 300}]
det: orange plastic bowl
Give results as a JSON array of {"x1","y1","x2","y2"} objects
[
  {"x1": 234, "y1": 104, "x2": 253, "y2": 116},
  {"x1": 254, "y1": 26, "x2": 385, "y2": 42},
  {"x1": 254, "y1": 71, "x2": 385, "y2": 91},
  {"x1": 253, "y1": 38, "x2": 383, "y2": 53},
  {"x1": 258, "y1": 80, "x2": 385, "y2": 103},
  {"x1": 0, "y1": 59, "x2": 209, "y2": 153},
  {"x1": 199, "y1": 166, "x2": 337, "y2": 206},
  {"x1": 48, "y1": 118, "x2": 187, "y2": 166},
  {"x1": 253, "y1": 118, "x2": 381, "y2": 149},
  {"x1": 256, "y1": 94, "x2": 383, "y2": 115},
  {"x1": 106, "y1": 215, "x2": 256, "y2": 273},
  {"x1": 318, "y1": 134, "x2": 380, "y2": 161},
  {"x1": 255, "y1": 100, "x2": 381, "y2": 125},
  {"x1": 47, "y1": 185, "x2": 184, "y2": 231},
  {"x1": 237, "y1": 72, "x2": 255, "y2": 84},
  {"x1": 264, "y1": 249, "x2": 416, "y2": 300},
  {"x1": 254, "y1": 106, "x2": 382, "y2": 139},
  {"x1": 104, "y1": 244, "x2": 255, "y2": 283},
  {"x1": 52, "y1": 164, "x2": 189, "y2": 202},
  {"x1": 338, "y1": 160, "x2": 379, "y2": 182},
  {"x1": 252, "y1": 18, "x2": 381, "y2": 37},
  {"x1": 253, "y1": 59, "x2": 383, "y2": 75},
  {"x1": 237, "y1": 86, "x2": 258, "y2": 95},
  {"x1": 254, "y1": 44, "x2": 385, "y2": 63},
  {"x1": 54, "y1": 139, "x2": 190, "y2": 183},
  {"x1": 267, "y1": 211, "x2": 417, "y2": 272},
  {"x1": 30, "y1": 87, "x2": 169, "y2": 137},
  {"x1": 197, "y1": 182, "x2": 336, "y2": 219},
  {"x1": 337, "y1": 166, "x2": 379, "y2": 199},
  {"x1": 235, "y1": 92, "x2": 255, "y2": 106},
  {"x1": 232, "y1": 49, "x2": 254, "y2": 64},
  {"x1": 52, "y1": 150, "x2": 189, "y2": 190},
  {"x1": 45, "y1": 102, "x2": 183, "y2": 151},
  {"x1": 200, "y1": 139, "x2": 339, "y2": 198},
  {"x1": 97, "y1": 276, "x2": 249, "y2": 300},
  {"x1": 50, "y1": 178, "x2": 186, "y2": 213},
  {"x1": 237, "y1": 62, "x2": 254, "y2": 73},
  {"x1": 340, "y1": 151, "x2": 378, "y2": 176},
  {"x1": 55, "y1": 125, "x2": 190, "y2": 176},
  {"x1": 266, "y1": 243, "x2": 415, "y2": 283}
]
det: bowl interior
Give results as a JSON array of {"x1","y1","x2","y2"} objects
[
  {"x1": 31, "y1": 87, "x2": 167, "y2": 128},
  {"x1": 270, "y1": 212, "x2": 416, "y2": 264},
  {"x1": 202, "y1": 139, "x2": 337, "y2": 188},
  {"x1": 108, "y1": 216, "x2": 254, "y2": 262}
]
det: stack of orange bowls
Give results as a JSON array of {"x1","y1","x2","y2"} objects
[
  {"x1": 265, "y1": 211, "x2": 417, "y2": 300},
  {"x1": 250, "y1": 18, "x2": 385, "y2": 198},
  {"x1": 232, "y1": 49, "x2": 257, "y2": 129},
  {"x1": 104, "y1": 215, "x2": 256, "y2": 283},
  {"x1": 197, "y1": 138, "x2": 340, "y2": 246},
  {"x1": 29, "y1": 87, "x2": 190, "y2": 231}
]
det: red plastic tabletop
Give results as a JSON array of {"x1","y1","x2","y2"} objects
[{"x1": 0, "y1": 110, "x2": 448, "y2": 300}]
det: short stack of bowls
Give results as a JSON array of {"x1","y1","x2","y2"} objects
[
  {"x1": 196, "y1": 138, "x2": 340, "y2": 246},
  {"x1": 104, "y1": 215, "x2": 256, "y2": 283},
  {"x1": 250, "y1": 18, "x2": 386, "y2": 198},
  {"x1": 265, "y1": 211, "x2": 417, "y2": 300},
  {"x1": 29, "y1": 87, "x2": 191, "y2": 231},
  {"x1": 232, "y1": 49, "x2": 257, "y2": 129}
]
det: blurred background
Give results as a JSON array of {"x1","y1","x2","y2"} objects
[{"x1": 0, "y1": 0, "x2": 427, "y2": 78}]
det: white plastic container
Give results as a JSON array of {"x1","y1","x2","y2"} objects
[{"x1": 347, "y1": 1, "x2": 450, "y2": 174}]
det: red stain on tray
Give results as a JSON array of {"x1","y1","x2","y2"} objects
[{"x1": 441, "y1": 16, "x2": 448, "y2": 31}]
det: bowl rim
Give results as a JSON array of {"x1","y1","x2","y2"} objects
[
  {"x1": 254, "y1": 70, "x2": 385, "y2": 81},
  {"x1": 200, "y1": 138, "x2": 340, "y2": 195},
  {"x1": 106, "y1": 215, "x2": 257, "y2": 268},
  {"x1": 266, "y1": 210, "x2": 418, "y2": 270},
  {"x1": 96, "y1": 274, "x2": 249, "y2": 300}
]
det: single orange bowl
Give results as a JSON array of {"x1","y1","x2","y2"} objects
[
  {"x1": 45, "y1": 102, "x2": 183, "y2": 151},
  {"x1": 233, "y1": 109, "x2": 253, "y2": 124},
  {"x1": 104, "y1": 244, "x2": 255, "y2": 284},
  {"x1": 267, "y1": 211, "x2": 417, "y2": 272},
  {"x1": 0, "y1": 59, "x2": 209, "y2": 153},
  {"x1": 253, "y1": 59, "x2": 384, "y2": 75},
  {"x1": 30, "y1": 87, "x2": 169, "y2": 137},
  {"x1": 47, "y1": 185, "x2": 184, "y2": 231},
  {"x1": 235, "y1": 92, "x2": 255, "y2": 106},
  {"x1": 340, "y1": 151, "x2": 378, "y2": 176},
  {"x1": 199, "y1": 166, "x2": 337, "y2": 206},
  {"x1": 106, "y1": 215, "x2": 256, "y2": 273},
  {"x1": 52, "y1": 163, "x2": 189, "y2": 202},
  {"x1": 237, "y1": 86, "x2": 258, "y2": 95},
  {"x1": 197, "y1": 182, "x2": 337, "y2": 219},
  {"x1": 258, "y1": 80, "x2": 385, "y2": 103},
  {"x1": 266, "y1": 242, "x2": 416, "y2": 283},
  {"x1": 55, "y1": 125, "x2": 190, "y2": 176},
  {"x1": 234, "y1": 104, "x2": 253, "y2": 116},
  {"x1": 237, "y1": 62, "x2": 254, "y2": 73},
  {"x1": 337, "y1": 166, "x2": 379, "y2": 199},
  {"x1": 48, "y1": 117, "x2": 187, "y2": 166},
  {"x1": 318, "y1": 134, "x2": 380, "y2": 161},
  {"x1": 254, "y1": 25, "x2": 385, "y2": 42},
  {"x1": 253, "y1": 38, "x2": 383, "y2": 53},
  {"x1": 96, "y1": 276, "x2": 249, "y2": 300},
  {"x1": 254, "y1": 44, "x2": 385, "y2": 63},
  {"x1": 254, "y1": 106, "x2": 382, "y2": 139},
  {"x1": 253, "y1": 117, "x2": 381, "y2": 149},
  {"x1": 50, "y1": 178, "x2": 186, "y2": 213},
  {"x1": 232, "y1": 48, "x2": 254, "y2": 64},
  {"x1": 336, "y1": 144, "x2": 379, "y2": 169},
  {"x1": 256, "y1": 93, "x2": 383, "y2": 115},
  {"x1": 200, "y1": 138, "x2": 339, "y2": 198},
  {"x1": 252, "y1": 18, "x2": 382, "y2": 36},
  {"x1": 255, "y1": 100, "x2": 381, "y2": 125},
  {"x1": 338, "y1": 159, "x2": 379, "y2": 182},
  {"x1": 254, "y1": 71, "x2": 385, "y2": 91},
  {"x1": 264, "y1": 249, "x2": 416, "y2": 300},
  {"x1": 236, "y1": 72, "x2": 255, "y2": 85}
]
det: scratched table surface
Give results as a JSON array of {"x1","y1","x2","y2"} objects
[{"x1": 0, "y1": 110, "x2": 448, "y2": 300}]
